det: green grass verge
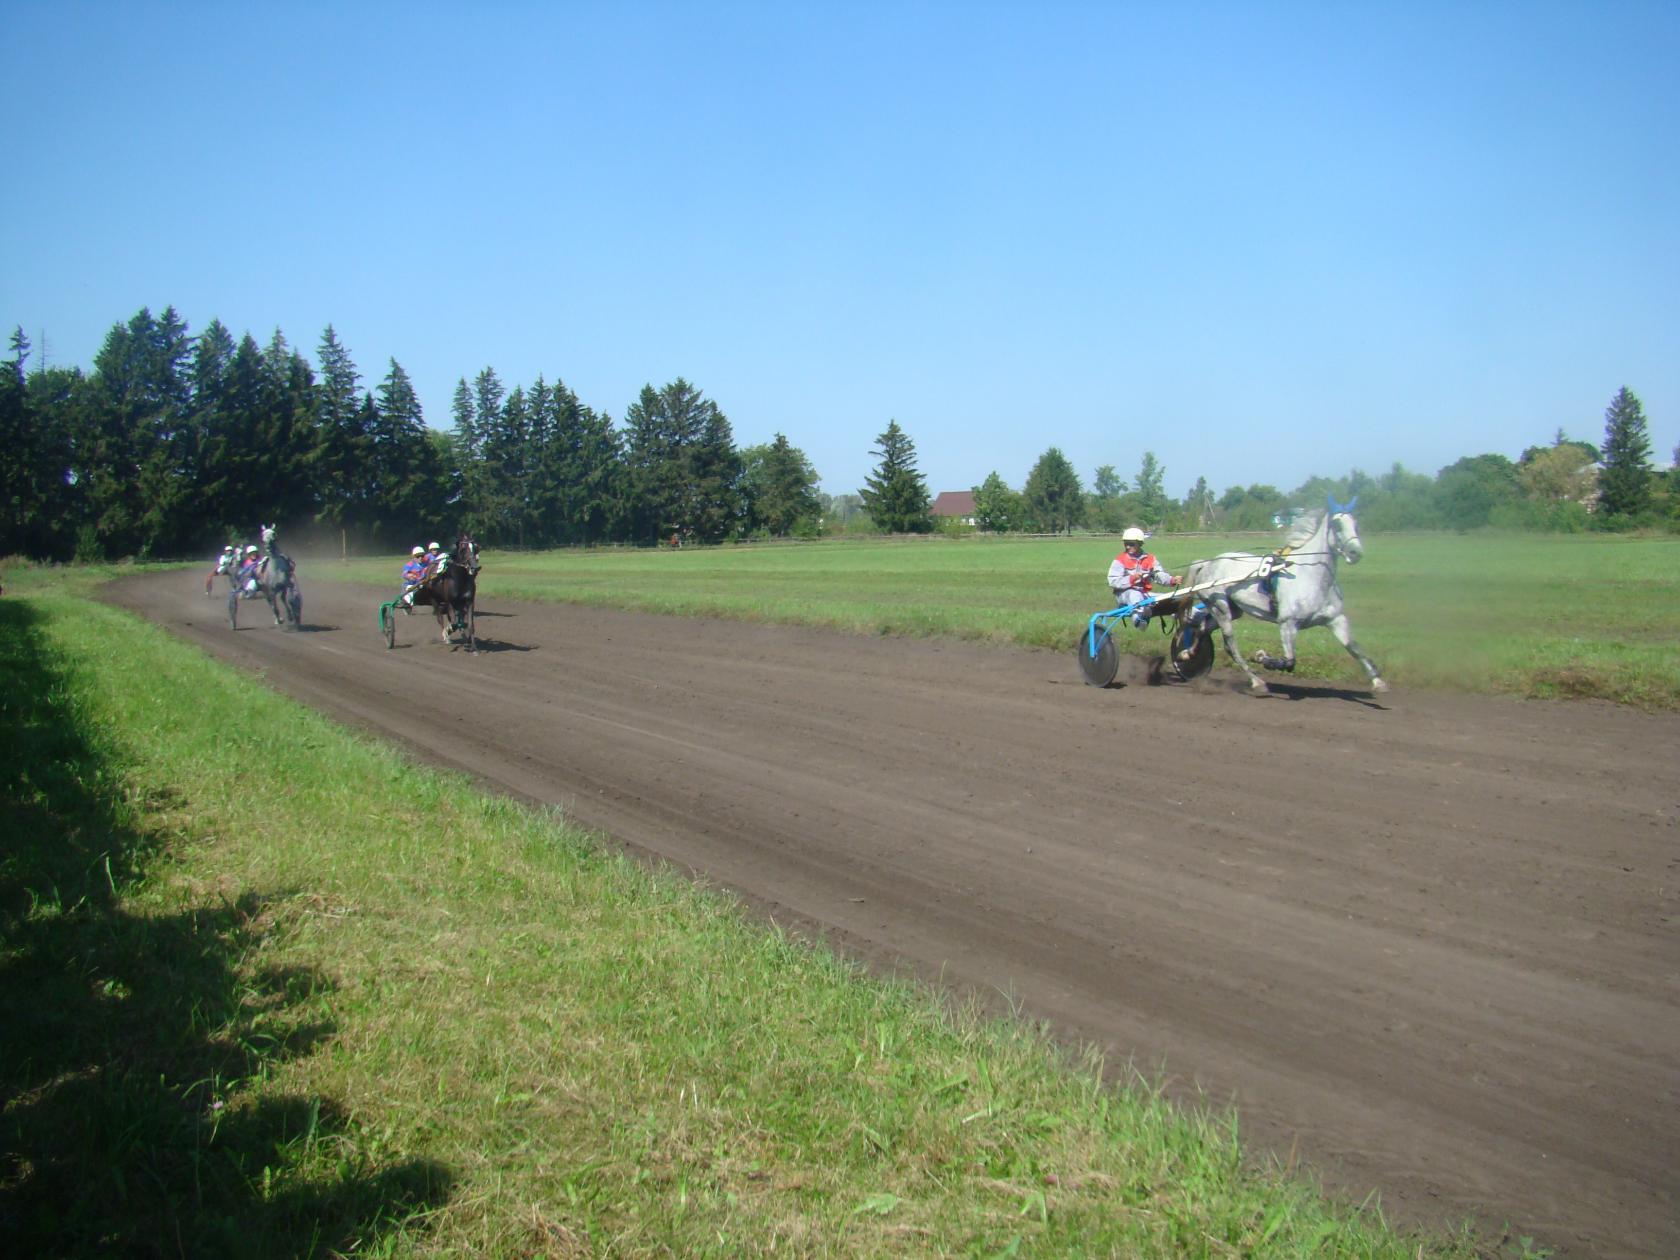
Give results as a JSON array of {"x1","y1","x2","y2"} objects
[
  {"x1": 317, "y1": 532, "x2": 1680, "y2": 708},
  {"x1": 1, "y1": 566, "x2": 1498, "y2": 1256}
]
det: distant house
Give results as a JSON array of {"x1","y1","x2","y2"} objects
[{"x1": 931, "y1": 490, "x2": 977, "y2": 526}]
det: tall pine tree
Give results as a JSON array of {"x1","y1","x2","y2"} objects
[
  {"x1": 1598, "y1": 386, "x2": 1652, "y2": 520},
  {"x1": 860, "y1": 420, "x2": 932, "y2": 534}
]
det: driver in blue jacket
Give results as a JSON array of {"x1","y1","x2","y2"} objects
[{"x1": 400, "y1": 546, "x2": 427, "y2": 608}]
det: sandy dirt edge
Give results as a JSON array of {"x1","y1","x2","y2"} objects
[{"x1": 104, "y1": 569, "x2": 1680, "y2": 1258}]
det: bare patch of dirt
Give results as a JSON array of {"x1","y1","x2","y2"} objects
[{"x1": 106, "y1": 570, "x2": 1680, "y2": 1259}]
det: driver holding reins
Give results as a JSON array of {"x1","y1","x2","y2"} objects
[{"x1": 1108, "y1": 526, "x2": 1179, "y2": 628}]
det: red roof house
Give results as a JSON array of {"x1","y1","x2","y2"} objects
[{"x1": 930, "y1": 490, "x2": 977, "y2": 524}]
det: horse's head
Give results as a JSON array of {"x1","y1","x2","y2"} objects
[
  {"x1": 455, "y1": 534, "x2": 480, "y2": 575},
  {"x1": 261, "y1": 523, "x2": 277, "y2": 548},
  {"x1": 1327, "y1": 495, "x2": 1363, "y2": 564}
]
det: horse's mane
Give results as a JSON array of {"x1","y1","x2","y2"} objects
[{"x1": 1282, "y1": 508, "x2": 1327, "y2": 550}]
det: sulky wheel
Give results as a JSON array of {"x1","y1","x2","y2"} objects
[
  {"x1": 227, "y1": 589, "x2": 239, "y2": 630},
  {"x1": 382, "y1": 604, "x2": 397, "y2": 649},
  {"x1": 1170, "y1": 627, "x2": 1216, "y2": 682},
  {"x1": 1076, "y1": 629, "x2": 1119, "y2": 687}
]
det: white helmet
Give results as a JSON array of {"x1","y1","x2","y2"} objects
[
  {"x1": 428, "y1": 541, "x2": 442, "y2": 552},
  {"x1": 222, "y1": 544, "x2": 234, "y2": 553},
  {"x1": 411, "y1": 546, "x2": 425, "y2": 556},
  {"x1": 245, "y1": 544, "x2": 258, "y2": 554},
  {"x1": 1121, "y1": 527, "x2": 1147, "y2": 543}
]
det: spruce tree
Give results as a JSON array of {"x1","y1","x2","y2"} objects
[
  {"x1": 744, "y1": 434, "x2": 822, "y2": 536},
  {"x1": 623, "y1": 379, "x2": 739, "y2": 543},
  {"x1": 860, "y1": 420, "x2": 932, "y2": 533},
  {"x1": 1598, "y1": 386, "x2": 1652, "y2": 519}
]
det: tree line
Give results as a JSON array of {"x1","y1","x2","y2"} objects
[
  {"x1": 1, "y1": 306, "x2": 1672, "y2": 562},
  {"x1": 960, "y1": 386, "x2": 1673, "y2": 536}
]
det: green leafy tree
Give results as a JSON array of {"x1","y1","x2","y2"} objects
[
  {"x1": 859, "y1": 420, "x2": 932, "y2": 534},
  {"x1": 1217, "y1": 483, "x2": 1287, "y2": 530},
  {"x1": 822, "y1": 493, "x2": 866, "y2": 533},
  {"x1": 1183, "y1": 475, "x2": 1213, "y2": 529},
  {"x1": 1598, "y1": 386, "x2": 1652, "y2": 520},
  {"x1": 1086, "y1": 464, "x2": 1128, "y2": 531},
  {"x1": 971, "y1": 471, "x2": 1024, "y2": 532},
  {"x1": 1433, "y1": 454, "x2": 1519, "y2": 530},
  {"x1": 1022, "y1": 447, "x2": 1085, "y2": 534},
  {"x1": 1091, "y1": 464, "x2": 1125, "y2": 499},
  {"x1": 1518, "y1": 438, "x2": 1598, "y2": 506},
  {"x1": 1132, "y1": 451, "x2": 1167, "y2": 524}
]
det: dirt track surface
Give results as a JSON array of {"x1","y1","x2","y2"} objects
[{"x1": 106, "y1": 569, "x2": 1679, "y2": 1258}]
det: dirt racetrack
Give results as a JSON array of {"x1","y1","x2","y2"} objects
[{"x1": 106, "y1": 568, "x2": 1678, "y2": 1258}]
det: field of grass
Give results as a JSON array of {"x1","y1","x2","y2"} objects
[
  {"x1": 0, "y1": 564, "x2": 1497, "y2": 1256},
  {"x1": 323, "y1": 531, "x2": 1680, "y2": 708}
]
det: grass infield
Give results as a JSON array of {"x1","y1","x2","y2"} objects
[
  {"x1": 322, "y1": 531, "x2": 1680, "y2": 709},
  {"x1": 0, "y1": 565, "x2": 1497, "y2": 1256}
]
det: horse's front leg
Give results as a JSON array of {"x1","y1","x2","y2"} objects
[
  {"x1": 1257, "y1": 621, "x2": 1299, "y2": 673},
  {"x1": 1208, "y1": 598, "x2": 1269, "y2": 693},
  {"x1": 1326, "y1": 613, "x2": 1388, "y2": 692}
]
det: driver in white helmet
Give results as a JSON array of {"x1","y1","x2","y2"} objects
[
  {"x1": 1108, "y1": 527, "x2": 1178, "y2": 627},
  {"x1": 207, "y1": 544, "x2": 236, "y2": 596},
  {"x1": 238, "y1": 544, "x2": 262, "y2": 593}
]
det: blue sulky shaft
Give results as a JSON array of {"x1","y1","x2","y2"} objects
[{"x1": 1084, "y1": 597, "x2": 1157, "y2": 658}]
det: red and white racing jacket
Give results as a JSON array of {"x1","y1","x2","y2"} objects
[{"x1": 1107, "y1": 550, "x2": 1173, "y2": 594}]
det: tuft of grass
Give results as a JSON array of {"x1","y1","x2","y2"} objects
[
  {"x1": 316, "y1": 532, "x2": 1680, "y2": 707},
  {"x1": 1, "y1": 566, "x2": 1490, "y2": 1255}
]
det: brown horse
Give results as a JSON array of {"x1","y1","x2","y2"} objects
[{"x1": 410, "y1": 534, "x2": 478, "y2": 651}]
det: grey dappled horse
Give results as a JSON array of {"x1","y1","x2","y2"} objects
[
  {"x1": 1181, "y1": 496, "x2": 1387, "y2": 695},
  {"x1": 258, "y1": 523, "x2": 301, "y2": 625}
]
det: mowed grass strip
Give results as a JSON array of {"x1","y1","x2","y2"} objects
[
  {"x1": 324, "y1": 532, "x2": 1680, "y2": 708},
  {"x1": 3, "y1": 565, "x2": 1488, "y2": 1257}
]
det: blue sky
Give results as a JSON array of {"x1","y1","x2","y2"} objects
[{"x1": 4, "y1": 1, "x2": 1676, "y2": 500}]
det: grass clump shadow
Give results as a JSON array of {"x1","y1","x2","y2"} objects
[{"x1": 0, "y1": 596, "x2": 451, "y2": 1256}]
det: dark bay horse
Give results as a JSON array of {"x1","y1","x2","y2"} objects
[{"x1": 411, "y1": 533, "x2": 478, "y2": 651}]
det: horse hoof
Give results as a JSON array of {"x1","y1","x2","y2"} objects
[
  {"x1": 1250, "y1": 681, "x2": 1270, "y2": 695},
  {"x1": 1372, "y1": 678, "x2": 1390, "y2": 693}
]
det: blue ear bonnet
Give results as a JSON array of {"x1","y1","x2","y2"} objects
[{"x1": 1327, "y1": 493, "x2": 1359, "y2": 514}]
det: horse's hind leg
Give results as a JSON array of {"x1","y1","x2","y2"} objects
[
  {"x1": 1209, "y1": 598, "x2": 1269, "y2": 693},
  {"x1": 1327, "y1": 613, "x2": 1387, "y2": 692}
]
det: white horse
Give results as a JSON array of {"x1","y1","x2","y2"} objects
[{"x1": 1181, "y1": 496, "x2": 1387, "y2": 695}]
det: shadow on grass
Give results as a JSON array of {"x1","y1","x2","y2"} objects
[{"x1": 0, "y1": 598, "x2": 452, "y2": 1256}]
